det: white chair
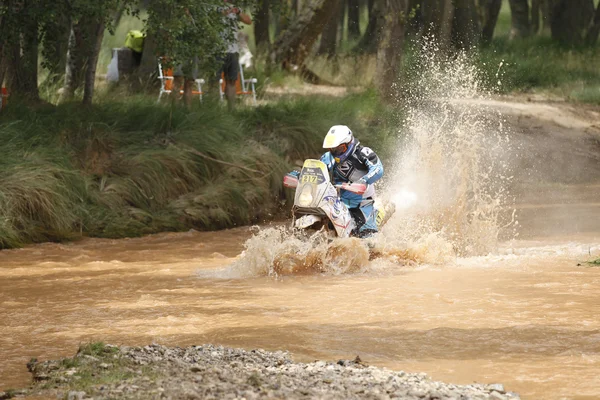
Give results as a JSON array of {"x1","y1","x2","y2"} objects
[
  {"x1": 157, "y1": 60, "x2": 205, "y2": 102},
  {"x1": 219, "y1": 60, "x2": 258, "y2": 105}
]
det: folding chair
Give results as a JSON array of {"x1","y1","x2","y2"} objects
[
  {"x1": 157, "y1": 59, "x2": 205, "y2": 102},
  {"x1": 219, "y1": 60, "x2": 258, "y2": 105}
]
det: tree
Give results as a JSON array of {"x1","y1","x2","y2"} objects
[
  {"x1": 549, "y1": 0, "x2": 595, "y2": 46},
  {"x1": 531, "y1": 0, "x2": 542, "y2": 34},
  {"x1": 479, "y1": 0, "x2": 502, "y2": 44},
  {"x1": 452, "y1": 0, "x2": 480, "y2": 48},
  {"x1": 348, "y1": 0, "x2": 361, "y2": 39},
  {"x1": 375, "y1": 0, "x2": 409, "y2": 100},
  {"x1": 420, "y1": 0, "x2": 454, "y2": 43},
  {"x1": 254, "y1": 0, "x2": 271, "y2": 52},
  {"x1": 317, "y1": 0, "x2": 342, "y2": 57},
  {"x1": 508, "y1": 0, "x2": 530, "y2": 38},
  {"x1": 0, "y1": 0, "x2": 43, "y2": 101},
  {"x1": 58, "y1": 0, "x2": 136, "y2": 105},
  {"x1": 355, "y1": 0, "x2": 380, "y2": 53},
  {"x1": 586, "y1": 0, "x2": 600, "y2": 45},
  {"x1": 271, "y1": 0, "x2": 338, "y2": 69}
]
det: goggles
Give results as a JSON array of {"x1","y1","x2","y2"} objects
[{"x1": 329, "y1": 143, "x2": 348, "y2": 157}]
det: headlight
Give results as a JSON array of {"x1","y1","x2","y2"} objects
[{"x1": 298, "y1": 185, "x2": 314, "y2": 207}]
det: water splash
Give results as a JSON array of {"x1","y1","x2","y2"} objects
[
  {"x1": 380, "y1": 41, "x2": 514, "y2": 257},
  {"x1": 211, "y1": 41, "x2": 514, "y2": 278}
]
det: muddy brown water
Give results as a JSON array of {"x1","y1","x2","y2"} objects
[
  {"x1": 1, "y1": 188, "x2": 600, "y2": 400},
  {"x1": 2, "y1": 98, "x2": 600, "y2": 400}
]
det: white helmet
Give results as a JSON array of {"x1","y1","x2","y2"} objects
[
  {"x1": 322, "y1": 125, "x2": 355, "y2": 162},
  {"x1": 322, "y1": 125, "x2": 353, "y2": 149}
]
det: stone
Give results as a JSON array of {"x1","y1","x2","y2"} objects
[
  {"x1": 490, "y1": 391, "x2": 508, "y2": 400},
  {"x1": 67, "y1": 391, "x2": 86, "y2": 400},
  {"x1": 488, "y1": 384, "x2": 505, "y2": 393},
  {"x1": 22, "y1": 344, "x2": 519, "y2": 400}
]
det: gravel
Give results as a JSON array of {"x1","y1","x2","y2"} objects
[{"x1": 19, "y1": 343, "x2": 520, "y2": 400}]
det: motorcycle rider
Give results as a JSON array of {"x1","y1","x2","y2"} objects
[{"x1": 320, "y1": 125, "x2": 384, "y2": 237}]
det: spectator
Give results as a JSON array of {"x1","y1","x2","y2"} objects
[{"x1": 220, "y1": 0, "x2": 252, "y2": 109}]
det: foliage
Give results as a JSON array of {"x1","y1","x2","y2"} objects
[{"x1": 145, "y1": 0, "x2": 227, "y2": 74}]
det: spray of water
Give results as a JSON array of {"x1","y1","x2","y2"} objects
[
  {"x1": 379, "y1": 41, "x2": 514, "y2": 257},
  {"x1": 206, "y1": 41, "x2": 514, "y2": 278}
]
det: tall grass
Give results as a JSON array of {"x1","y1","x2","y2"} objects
[
  {"x1": 0, "y1": 92, "x2": 395, "y2": 248},
  {"x1": 476, "y1": 37, "x2": 600, "y2": 100}
]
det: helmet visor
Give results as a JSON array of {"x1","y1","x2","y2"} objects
[{"x1": 329, "y1": 143, "x2": 348, "y2": 157}]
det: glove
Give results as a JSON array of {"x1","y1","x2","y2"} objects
[
  {"x1": 288, "y1": 170, "x2": 300, "y2": 178},
  {"x1": 355, "y1": 178, "x2": 367, "y2": 185}
]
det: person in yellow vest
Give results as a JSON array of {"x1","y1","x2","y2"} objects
[{"x1": 124, "y1": 30, "x2": 145, "y2": 66}]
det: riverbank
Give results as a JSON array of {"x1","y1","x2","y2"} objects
[
  {"x1": 11, "y1": 342, "x2": 520, "y2": 400},
  {"x1": 0, "y1": 92, "x2": 396, "y2": 249}
]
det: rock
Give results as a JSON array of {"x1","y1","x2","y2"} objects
[
  {"x1": 33, "y1": 373, "x2": 50, "y2": 381},
  {"x1": 22, "y1": 343, "x2": 519, "y2": 400},
  {"x1": 67, "y1": 391, "x2": 86, "y2": 400},
  {"x1": 488, "y1": 383, "x2": 505, "y2": 393},
  {"x1": 490, "y1": 390, "x2": 508, "y2": 400}
]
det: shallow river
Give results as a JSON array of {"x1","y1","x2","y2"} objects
[{"x1": 1, "y1": 184, "x2": 600, "y2": 400}]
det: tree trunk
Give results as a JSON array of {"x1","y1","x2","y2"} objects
[
  {"x1": 541, "y1": 0, "x2": 551, "y2": 33},
  {"x1": 271, "y1": 0, "x2": 338, "y2": 68},
  {"x1": 439, "y1": 0, "x2": 454, "y2": 50},
  {"x1": 338, "y1": 0, "x2": 346, "y2": 45},
  {"x1": 317, "y1": 0, "x2": 342, "y2": 57},
  {"x1": 9, "y1": 12, "x2": 39, "y2": 99},
  {"x1": 375, "y1": 0, "x2": 409, "y2": 101},
  {"x1": 40, "y1": 12, "x2": 71, "y2": 84},
  {"x1": 407, "y1": 0, "x2": 423, "y2": 35},
  {"x1": 60, "y1": 23, "x2": 90, "y2": 103},
  {"x1": 420, "y1": 0, "x2": 444, "y2": 37},
  {"x1": 508, "y1": 0, "x2": 530, "y2": 38},
  {"x1": 549, "y1": 0, "x2": 595, "y2": 46},
  {"x1": 531, "y1": 0, "x2": 541, "y2": 34},
  {"x1": 254, "y1": 0, "x2": 271, "y2": 52},
  {"x1": 355, "y1": 0, "x2": 381, "y2": 53},
  {"x1": 584, "y1": 0, "x2": 600, "y2": 45},
  {"x1": 82, "y1": 22, "x2": 105, "y2": 106},
  {"x1": 420, "y1": 0, "x2": 454, "y2": 49},
  {"x1": 452, "y1": 0, "x2": 481, "y2": 48},
  {"x1": 348, "y1": 0, "x2": 361, "y2": 39},
  {"x1": 480, "y1": 0, "x2": 502, "y2": 43},
  {"x1": 0, "y1": 56, "x2": 7, "y2": 88},
  {"x1": 138, "y1": 32, "x2": 158, "y2": 83}
]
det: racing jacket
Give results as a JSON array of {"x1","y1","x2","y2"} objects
[{"x1": 320, "y1": 141, "x2": 384, "y2": 209}]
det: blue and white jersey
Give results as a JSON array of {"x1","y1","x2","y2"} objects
[{"x1": 320, "y1": 142, "x2": 383, "y2": 209}]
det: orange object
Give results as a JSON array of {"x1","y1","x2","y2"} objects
[
  {"x1": 220, "y1": 72, "x2": 253, "y2": 96},
  {"x1": 157, "y1": 59, "x2": 205, "y2": 102},
  {"x1": 218, "y1": 62, "x2": 258, "y2": 104}
]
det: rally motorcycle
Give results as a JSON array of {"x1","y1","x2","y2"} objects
[{"x1": 283, "y1": 159, "x2": 395, "y2": 238}]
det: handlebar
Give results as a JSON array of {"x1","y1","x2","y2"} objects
[{"x1": 335, "y1": 182, "x2": 367, "y2": 195}]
